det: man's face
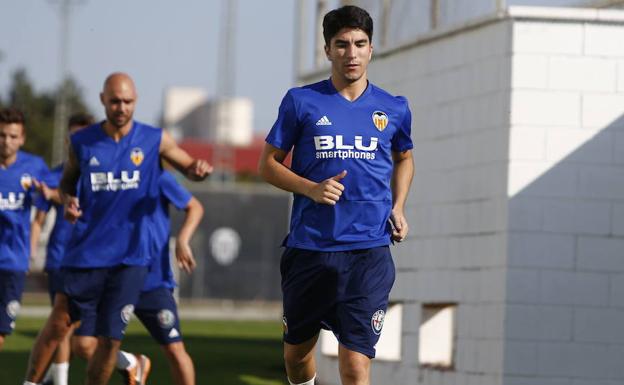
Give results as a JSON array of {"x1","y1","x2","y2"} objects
[
  {"x1": 325, "y1": 27, "x2": 372, "y2": 84},
  {"x1": 0, "y1": 123, "x2": 25, "y2": 160},
  {"x1": 100, "y1": 81, "x2": 136, "y2": 129}
]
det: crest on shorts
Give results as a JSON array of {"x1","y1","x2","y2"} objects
[
  {"x1": 130, "y1": 147, "x2": 144, "y2": 166},
  {"x1": 6, "y1": 300, "x2": 20, "y2": 319},
  {"x1": 371, "y1": 309, "x2": 385, "y2": 335},
  {"x1": 158, "y1": 309, "x2": 175, "y2": 328},
  {"x1": 282, "y1": 316, "x2": 288, "y2": 335},
  {"x1": 20, "y1": 174, "x2": 33, "y2": 190},
  {"x1": 120, "y1": 304, "x2": 135, "y2": 324},
  {"x1": 372, "y1": 111, "x2": 389, "y2": 131}
]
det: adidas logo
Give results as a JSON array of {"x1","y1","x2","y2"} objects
[
  {"x1": 316, "y1": 116, "x2": 332, "y2": 126},
  {"x1": 168, "y1": 328, "x2": 180, "y2": 338},
  {"x1": 89, "y1": 156, "x2": 100, "y2": 166}
]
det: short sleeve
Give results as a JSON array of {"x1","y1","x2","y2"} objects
[
  {"x1": 265, "y1": 90, "x2": 301, "y2": 152},
  {"x1": 159, "y1": 171, "x2": 192, "y2": 210},
  {"x1": 391, "y1": 97, "x2": 414, "y2": 153}
]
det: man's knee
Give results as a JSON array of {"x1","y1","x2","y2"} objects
[
  {"x1": 72, "y1": 336, "x2": 97, "y2": 360},
  {"x1": 284, "y1": 345, "x2": 315, "y2": 368},
  {"x1": 95, "y1": 336, "x2": 120, "y2": 352}
]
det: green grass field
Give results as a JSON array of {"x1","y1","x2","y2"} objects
[{"x1": 3, "y1": 317, "x2": 287, "y2": 385}]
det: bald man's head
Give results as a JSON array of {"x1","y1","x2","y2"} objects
[{"x1": 100, "y1": 72, "x2": 137, "y2": 130}]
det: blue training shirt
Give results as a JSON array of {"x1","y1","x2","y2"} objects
[
  {"x1": 62, "y1": 121, "x2": 162, "y2": 268},
  {"x1": 35, "y1": 164, "x2": 73, "y2": 271},
  {"x1": 142, "y1": 171, "x2": 192, "y2": 292},
  {"x1": 0, "y1": 151, "x2": 50, "y2": 271},
  {"x1": 266, "y1": 79, "x2": 413, "y2": 251}
]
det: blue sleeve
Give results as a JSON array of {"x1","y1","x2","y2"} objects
[
  {"x1": 391, "y1": 97, "x2": 414, "y2": 153},
  {"x1": 159, "y1": 172, "x2": 192, "y2": 210},
  {"x1": 265, "y1": 90, "x2": 300, "y2": 152}
]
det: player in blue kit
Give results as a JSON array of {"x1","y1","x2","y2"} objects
[
  {"x1": 30, "y1": 113, "x2": 95, "y2": 385},
  {"x1": 0, "y1": 107, "x2": 50, "y2": 351},
  {"x1": 258, "y1": 6, "x2": 414, "y2": 385},
  {"x1": 23, "y1": 73, "x2": 212, "y2": 385},
  {"x1": 70, "y1": 170, "x2": 203, "y2": 385}
]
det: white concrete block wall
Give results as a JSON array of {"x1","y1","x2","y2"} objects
[{"x1": 507, "y1": 14, "x2": 624, "y2": 385}]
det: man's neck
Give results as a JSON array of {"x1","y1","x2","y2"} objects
[
  {"x1": 331, "y1": 75, "x2": 368, "y2": 102},
  {"x1": 0, "y1": 153, "x2": 17, "y2": 169},
  {"x1": 102, "y1": 121, "x2": 132, "y2": 142}
]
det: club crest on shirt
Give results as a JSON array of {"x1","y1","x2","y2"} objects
[
  {"x1": 6, "y1": 300, "x2": 20, "y2": 319},
  {"x1": 130, "y1": 147, "x2": 144, "y2": 166},
  {"x1": 371, "y1": 309, "x2": 385, "y2": 335},
  {"x1": 372, "y1": 111, "x2": 389, "y2": 131},
  {"x1": 120, "y1": 304, "x2": 135, "y2": 324},
  {"x1": 20, "y1": 174, "x2": 33, "y2": 190},
  {"x1": 158, "y1": 309, "x2": 176, "y2": 328}
]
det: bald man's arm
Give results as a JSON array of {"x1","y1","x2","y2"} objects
[{"x1": 159, "y1": 130, "x2": 213, "y2": 181}]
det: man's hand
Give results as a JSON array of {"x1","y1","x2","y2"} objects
[
  {"x1": 175, "y1": 239, "x2": 197, "y2": 274},
  {"x1": 306, "y1": 170, "x2": 347, "y2": 205},
  {"x1": 185, "y1": 159, "x2": 213, "y2": 181},
  {"x1": 63, "y1": 196, "x2": 82, "y2": 224},
  {"x1": 389, "y1": 208, "x2": 409, "y2": 242},
  {"x1": 33, "y1": 179, "x2": 52, "y2": 201}
]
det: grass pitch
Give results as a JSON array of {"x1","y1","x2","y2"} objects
[{"x1": 3, "y1": 317, "x2": 287, "y2": 385}]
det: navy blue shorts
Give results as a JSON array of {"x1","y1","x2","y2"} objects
[
  {"x1": 0, "y1": 269, "x2": 26, "y2": 335},
  {"x1": 61, "y1": 265, "x2": 148, "y2": 340},
  {"x1": 134, "y1": 287, "x2": 183, "y2": 345},
  {"x1": 46, "y1": 269, "x2": 64, "y2": 305},
  {"x1": 73, "y1": 286, "x2": 183, "y2": 346},
  {"x1": 281, "y1": 246, "x2": 395, "y2": 358}
]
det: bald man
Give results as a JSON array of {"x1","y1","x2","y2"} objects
[{"x1": 23, "y1": 73, "x2": 212, "y2": 385}]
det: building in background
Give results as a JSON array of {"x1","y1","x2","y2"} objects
[{"x1": 296, "y1": 1, "x2": 624, "y2": 384}]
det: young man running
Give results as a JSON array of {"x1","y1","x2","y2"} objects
[
  {"x1": 0, "y1": 107, "x2": 50, "y2": 351},
  {"x1": 259, "y1": 6, "x2": 414, "y2": 385},
  {"x1": 30, "y1": 113, "x2": 95, "y2": 385}
]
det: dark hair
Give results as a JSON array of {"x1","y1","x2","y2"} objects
[
  {"x1": 322, "y1": 5, "x2": 373, "y2": 46},
  {"x1": 68, "y1": 113, "x2": 95, "y2": 128},
  {"x1": 0, "y1": 107, "x2": 25, "y2": 125}
]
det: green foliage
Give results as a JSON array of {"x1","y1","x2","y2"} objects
[
  {"x1": 0, "y1": 68, "x2": 92, "y2": 165},
  {"x1": 3, "y1": 317, "x2": 288, "y2": 385}
]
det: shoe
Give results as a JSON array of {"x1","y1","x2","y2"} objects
[{"x1": 118, "y1": 353, "x2": 152, "y2": 385}]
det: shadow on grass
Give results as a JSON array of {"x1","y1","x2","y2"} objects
[{"x1": 3, "y1": 332, "x2": 287, "y2": 385}]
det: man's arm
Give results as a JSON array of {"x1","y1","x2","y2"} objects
[
  {"x1": 159, "y1": 130, "x2": 213, "y2": 181},
  {"x1": 390, "y1": 150, "x2": 414, "y2": 242},
  {"x1": 30, "y1": 210, "x2": 47, "y2": 268},
  {"x1": 175, "y1": 196, "x2": 204, "y2": 274},
  {"x1": 258, "y1": 143, "x2": 347, "y2": 205},
  {"x1": 59, "y1": 145, "x2": 82, "y2": 223}
]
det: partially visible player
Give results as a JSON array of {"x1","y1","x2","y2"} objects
[
  {"x1": 23, "y1": 72, "x2": 212, "y2": 385},
  {"x1": 71, "y1": 170, "x2": 203, "y2": 385},
  {"x1": 258, "y1": 5, "x2": 414, "y2": 385},
  {"x1": 30, "y1": 113, "x2": 97, "y2": 385},
  {"x1": 0, "y1": 107, "x2": 50, "y2": 351}
]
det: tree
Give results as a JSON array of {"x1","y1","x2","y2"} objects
[{"x1": 1, "y1": 68, "x2": 92, "y2": 165}]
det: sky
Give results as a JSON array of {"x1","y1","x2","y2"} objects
[{"x1": 0, "y1": 0, "x2": 297, "y2": 135}]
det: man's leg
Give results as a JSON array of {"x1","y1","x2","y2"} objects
[
  {"x1": 284, "y1": 334, "x2": 318, "y2": 385},
  {"x1": 86, "y1": 336, "x2": 121, "y2": 385},
  {"x1": 24, "y1": 293, "x2": 76, "y2": 383},
  {"x1": 162, "y1": 341, "x2": 195, "y2": 385},
  {"x1": 0, "y1": 334, "x2": 5, "y2": 351},
  {"x1": 71, "y1": 335, "x2": 98, "y2": 361},
  {"x1": 338, "y1": 345, "x2": 371, "y2": 385}
]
